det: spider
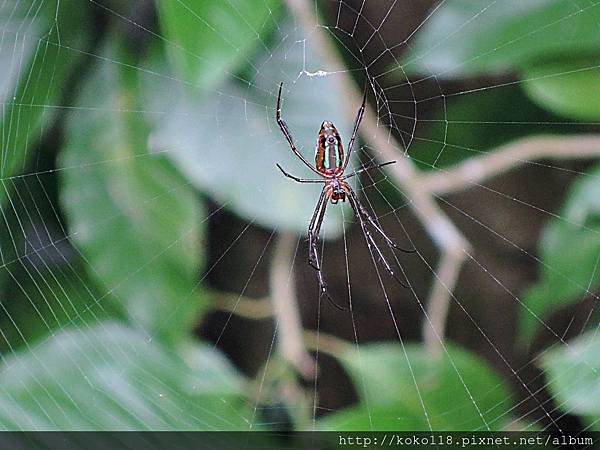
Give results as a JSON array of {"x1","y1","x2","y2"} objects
[{"x1": 275, "y1": 82, "x2": 414, "y2": 309}]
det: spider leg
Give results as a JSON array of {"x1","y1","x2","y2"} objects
[
  {"x1": 347, "y1": 188, "x2": 411, "y2": 289},
  {"x1": 308, "y1": 189, "x2": 347, "y2": 310},
  {"x1": 342, "y1": 160, "x2": 396, "y2": 180},
  {"x1": 347, "y1": 187, "x2": 416, "y2": 254},
  {"x1": 341, "y1": 81, "x2": 367, "y2": 172},
  {"x1": 276, "y1": 163, "x2": 323, "y2": 183},
  {"x1": 308, "y1": 190, "x2": 328, "y2": 279},
  {"x1": 277, "y1": 83, "x2": 324, "y2": 178},
  {"x1": 308, "y1": 188, "x2": 327, "y2": 270}
]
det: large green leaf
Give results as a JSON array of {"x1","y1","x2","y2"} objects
[
  {"x1": 157, "y1": 0, "x2": 281, "y2": 94},
  {"x1": 523, "y1": 59, "x2": 600, "y2": 121},
  {"x1": 0, "y1": 322, "x2": 249, "y2": 430},
  {"x1": 146, "y1": 20, "x2": 357, "y2": 236},
  {"x1": 0, "y1": 0, "x2": 89, "y2": 200},
  {"x1": 319, "y1": 343, "x2": 513, "y2": 430},
  {"x1": 402, "y1": 0, "x2": 600, "y2": 77},
  {"x1": 541, "y1": 331, "x2": 600, "y2": 426},
  {"x1": 59, "y1": 42, "x2": 206, "y2": 341},
  {"x1": 520, "y1": 166, "x2": 600, "y2": 342}
]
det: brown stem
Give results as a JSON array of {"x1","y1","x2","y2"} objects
[
  {"x1": 423, "y1": 134, "x2": 600, "y2": 195},
  {"x1": 269, "y1": 232, "x2": 315, "y2": 379},
  {"x1": 212, "y1": 292, "x2": 273, "y2": 320}
]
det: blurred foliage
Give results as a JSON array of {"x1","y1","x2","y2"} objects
[
  {"x1": 0, "y1": 0, "x2": 599, "y2": 433},
  {"x1": 0, "y1": 323, "x2": 249, "y2": 430},
  {"x1": 519, "y1": 166, "x2": 600, "y2": 342},
  {"x1": 318, "y1": 343, "x2": 514, "y2": 430},
  {"x1": 158, "y1": 0, "x2": 282, "y2": 93},
  {"x1": 541, "y1": 332, "x2": 600, "y2": 429},
  {"x1": 523, "y1": 58, "x2": 600, "y2": 121},
  {"x1": 402, "y1": 0, "x2": 600, "y2": 78},
  {"x1": 59, "y1": 39, "x2": 206, "y2": 342},
  {"x1": 0, "y1": 0, "x2": 90, "y2": 205}
]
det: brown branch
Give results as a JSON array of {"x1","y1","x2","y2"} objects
[
  {"x1": 269, "y1": 232, "x2": 315, "y2": 379},
  {"x1": 211, "y1": 292, "x2": 351, "y2": 359},
  {"x1": 422, "y1": 249, "x2": 466, "y2": 356},
  {"x1": 212, "y1": 292, "x2": 273, "y2": 320},
  {"x1": 303, "y1": 329, "x2": 351, "y2": 358},
  {"x1": 423, "y1": 134, "x2": 600, "y2": 195}
]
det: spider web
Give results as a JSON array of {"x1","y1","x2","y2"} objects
[{"x1": 0, "y1": 0, "x2": 599, "y2": 441}]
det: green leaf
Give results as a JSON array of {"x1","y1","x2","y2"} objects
[
  {"x1": 59, "y1": 41, "x2": 206, "y2": 341},
  {"x1": 402, "y1": 0, "x2": 600, "y2": 77},
  {"x1": 157, "y1": 0, "x2": 281, "y2": 94},
  {"x1": 319, "y1": 343, "x2": 513, "y2": 430},
  {"x1": 318, "y1": 403, "x2": 425, "y2": 431},
  {"x1": 522, "y1": 59, "x2": 600, "y2": 121},
  {"x1": 520, "y1": 165, "x2": 600, "y2": 342},
  {"x1": 145, "y1": 20, "x2": 357, "y2": 237},
  {"x1": 541, "y1": 331, "x2": 600, "y2": 424},
  {"x1": 0, "y1": 322, "x2": 250, "y2": 430},
  {"x1": 0, "y1": 0, "x2": 90, "y2": 201}
]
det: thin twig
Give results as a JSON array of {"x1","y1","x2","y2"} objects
[
  {"x1": 284, "y1": 0, "x2": 471, "y2": 355},
  {"x1": 423, "y1": 134, "x2": 600, "y2": 195},
  {"x1": 269, "y1": 232, "x2": 315, "y2": 379},
  {"x1": 211, "y1": 292, "x2": 273, "y2": 320},
  {"x1": 422, "y1": 249, "x2": 465, "y2": 355},
  {"x1": 304, "y1": 329, "x2": 351, "y2": 358},
  {"x1": 211, "y1": 292, "x2": 350, "y2": 358}
]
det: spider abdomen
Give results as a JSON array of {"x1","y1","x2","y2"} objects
[{"x1": 315, "y1": 121, "x2": 344, "y2": 173}]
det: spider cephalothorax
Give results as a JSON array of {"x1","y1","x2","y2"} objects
[
  {"x1": 275, "y1": 82, "x2": 414, "y2": 308},
  {"x1": 324, "y1": 174, "x2": 349, "y2": 204}
]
